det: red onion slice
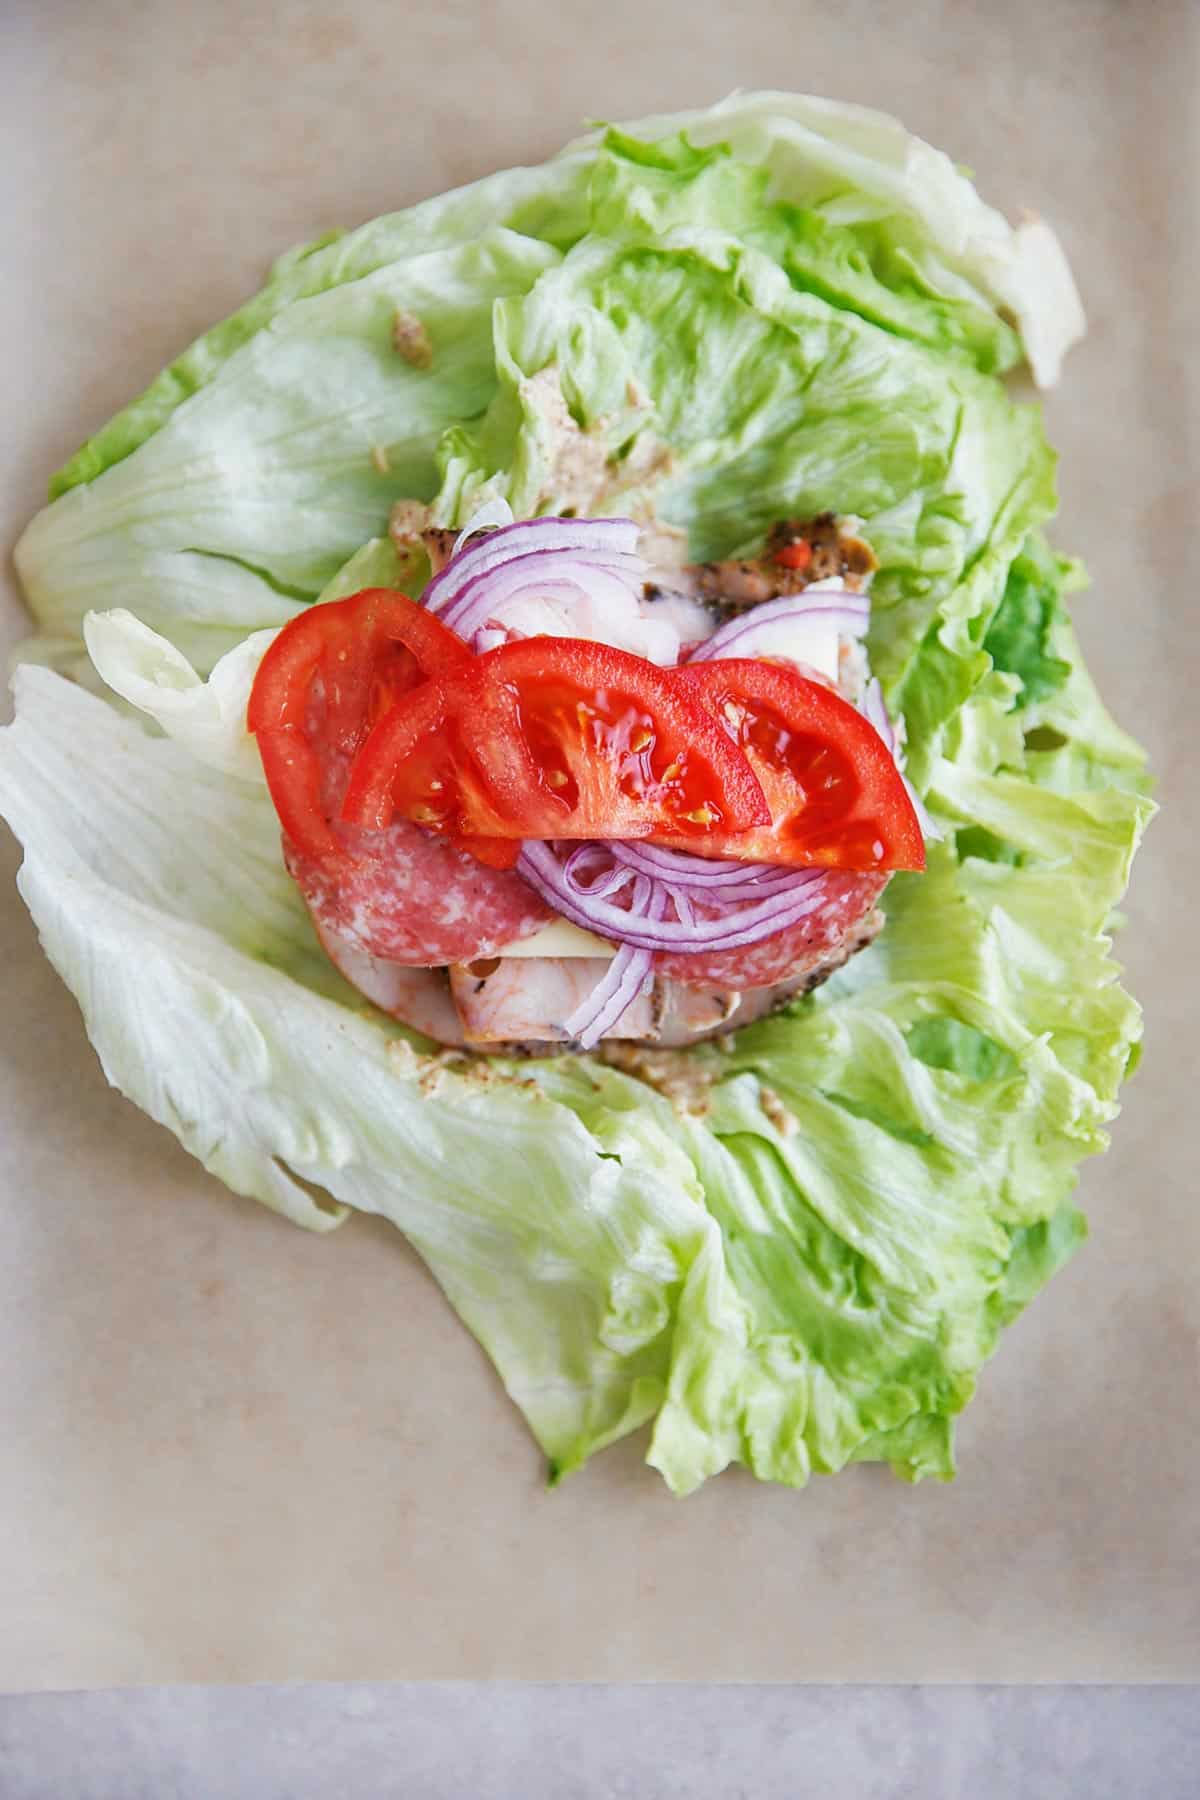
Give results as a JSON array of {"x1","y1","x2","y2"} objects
[
  {"x1": 862, "y1": 677, "x2": 900, "y2": 754},
  {"x1": 562, "y1": 842, "x2": 638, "y2": 901},
  {"x1": 668, "y1": 884, "x2": 695, "y2": 928},
  {"x1": 517, "y1": 842, "x2": 829, "y2": 953},
  {"x1": 561, "y1": 876, "x2": 660, "y2": 1048},
  {"x1": 561, "y1": 940, "x2": 654, "y2": 1047},
  {"x1": 423, "y1": 517, "x2": 641, "y2": 618},
  {"x1": 441, "y1": 550, "x2": 648, "y2": 642},
  {"x1": 610, "y1": 840, "x2": 806, "y2": 893},
  {"x1": 688, "y1": 589, "x2": 870, "y2": 664},
  {"x1": 422, "y1": 517, "x2": 682, "y2": 662}
]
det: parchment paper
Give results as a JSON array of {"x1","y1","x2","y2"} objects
[{"x1": 1, "y1": 0, "x2": 1196, "y2": 1685}]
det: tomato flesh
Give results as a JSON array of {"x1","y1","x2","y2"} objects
[
  {"x1": 340, "y1": 637, "x2": 771, "y2": 844},
  {"x1": 658, "y1": 659, "x2": 925, "y2": 871},
  {"x1": 457, "y1": 836, "x2": 522, "y2": 871},
  {"x1": 247, "y1": 588, "x2": 470, "y2": 861},
  {"x1": 339, "y1": 670, "x2": 510, "y2": 841}
]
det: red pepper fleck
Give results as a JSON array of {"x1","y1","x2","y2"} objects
[{"x1": 774, "y1": 540, "x2": 812, "y2": 571}]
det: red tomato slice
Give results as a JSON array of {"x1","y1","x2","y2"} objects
[
  {"x1": 658, "y1": 659, "x2": 925, "y2": 872},
  {"x1": 340, "y1": 637, "x2": 771, "y2": 843},
  {"x1": 339, "y1": 670, "x2": 514, "y2": 840},
  {"x1": 247, "y1": 588, "x2": 470, "y2": 861},
  {"x1": 456, "y1": 836, "x2": 522, "y2": 871}
]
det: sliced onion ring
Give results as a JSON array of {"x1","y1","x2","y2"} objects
[
  {"x1": 441, "y1": 548, "x2": 647, "y2": 642},
  {"x1": 562, "y1": 842, "x2": 637, "y2": 901},
  {"x1": 522, "y1": 836, "x2": 833, "y2": 1044},
  {"x1": 610, "y1": 839, "x2": 807, "y2": 893},
  {"x1": 561, "y1": 876, "x2": 661, "y2": 1049},
  {"x1": 423, "y1": 516, "x2": 641, "y2": 618},
  {"x1": 517, "y1": 842, "x2": 829, "y2": 955},
  {"x1": 562, "y1": 940, "x2": 654, "y2": 1048},
  {"x1": 688, "y1": 589, "x2": 869, "y2": 663}
]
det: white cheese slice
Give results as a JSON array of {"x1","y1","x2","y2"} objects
[{"x1": 496, "y1": 918, "x2": 618, "y2": 959}]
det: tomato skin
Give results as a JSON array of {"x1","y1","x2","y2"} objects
[
  {"x1": 248, "y1": 588, "x2": 470, "y2": 863},
  {"x1": 255, "y1": 729, "x2": 343, "y2": 861},
  {"x1": 251, "y1": 729, "x2": 346, "y2": 864},
  {"x1": 340, "y1": 637, "x2": 772, "y2": 845},
  {"x1": 248, "y1": 588, "x2": 469, "y2": 737},
  {"x1": 663, "y1": 659, "x2": 926, "y2": 873}
]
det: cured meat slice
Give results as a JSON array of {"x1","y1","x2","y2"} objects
[
  {"x1": 313, "y1": 917, "x2": 469, "y2": 1046},
  {"x1": 652, "y1": 871, "x2": 888, "y2": 989},
  {"x1": 288, "y1": 820, "x2": 552, "y2": 967},
  {"x1": 447, "y1": 958, "x2": 656, "y2": 1045},
  {"x1": 310, "y1": 908, "x2": 884, "y2": 1053}
]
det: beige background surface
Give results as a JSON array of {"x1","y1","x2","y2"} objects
[{"x1": 1, "y1": 0, "x2": 1196, "y2": 1685}]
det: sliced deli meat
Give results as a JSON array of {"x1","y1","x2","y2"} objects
[
  {"x1": 448, "y1": 956, "x2": 657, "y2": 1045},
  {"x1": 652, "y1": 871, "x2": 888, "y2": 989},
  {"x1": 313, "y1": 917, "x2": 471, "y2": 1046},
  {"x1": 288, "y1": 820, "x2": 552, "y2": 967}
]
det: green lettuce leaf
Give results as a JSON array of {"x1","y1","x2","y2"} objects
[
  {"x1": 48, "y1": 94, "x2": 1078, "y2": 506},
  {"x1": 983, "y1": 533, "x2": 1074, "y2": 709},
  {"x1": 575, "y1": 92, "x2": 1085, "y2": 386},
  {"x1": 0, "y1": 666, "x2": 731, "y2": 1475},
  {"x1": 0, "y1": 97, "x2": 1148, "y2": 1496},
  {"x1": 80, "y1": 538, "x2": 409, "y2": 782},
  {"x1": 18, "y1": 95, "x2": 1080, "y2": 671},
  {"x1": 18, "y1": 230, "x2": 563, "y2": 671},
  {"x1": 0, "y1": 516, "x2": 1150, "y2": 1494},
  {"x1": 47, "y1": 157, "x2": 594, "y2": 500},
  {"x1": 429, "y1": 151, "x2": 1056, "y2": 561}
]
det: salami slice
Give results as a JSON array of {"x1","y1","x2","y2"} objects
[
  {"x1": 653, "y1": 871, "x2": 888, "y2": 989},
  {"x1": 288, "y1": 820, "x2": 553, "y2": 966},
  {"x1": 274, "y1": 682, "x2": 552, "y2": 967}
]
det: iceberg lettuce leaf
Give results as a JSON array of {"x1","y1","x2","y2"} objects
[
  {"x1": 0, "y1": 97, "x2": 1149, "y2": 1496},
  {"x1": 0, "y1": 666, "x2": 731, "y2": 1476},
  {"x1": 20, "y1": 98, "x2": 1079, "y2": 671}
]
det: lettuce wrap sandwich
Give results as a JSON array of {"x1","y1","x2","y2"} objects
[{"x1": 0, "y1": 93, "x2": 1151, "y2": 1495}]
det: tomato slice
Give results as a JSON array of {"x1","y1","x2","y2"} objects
[
  {"x1": 456, "y1": 836, "x2": 522, "y2": 871},
  {"x1": 247, "y1": 588, "x2": 470, "y2": 861},
  {"x1": 658, "y1": 659, "x2": 926, "y2": 871},
  {"x1": 340, "y1": 637, "x2": 771, "y2": 843}
]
